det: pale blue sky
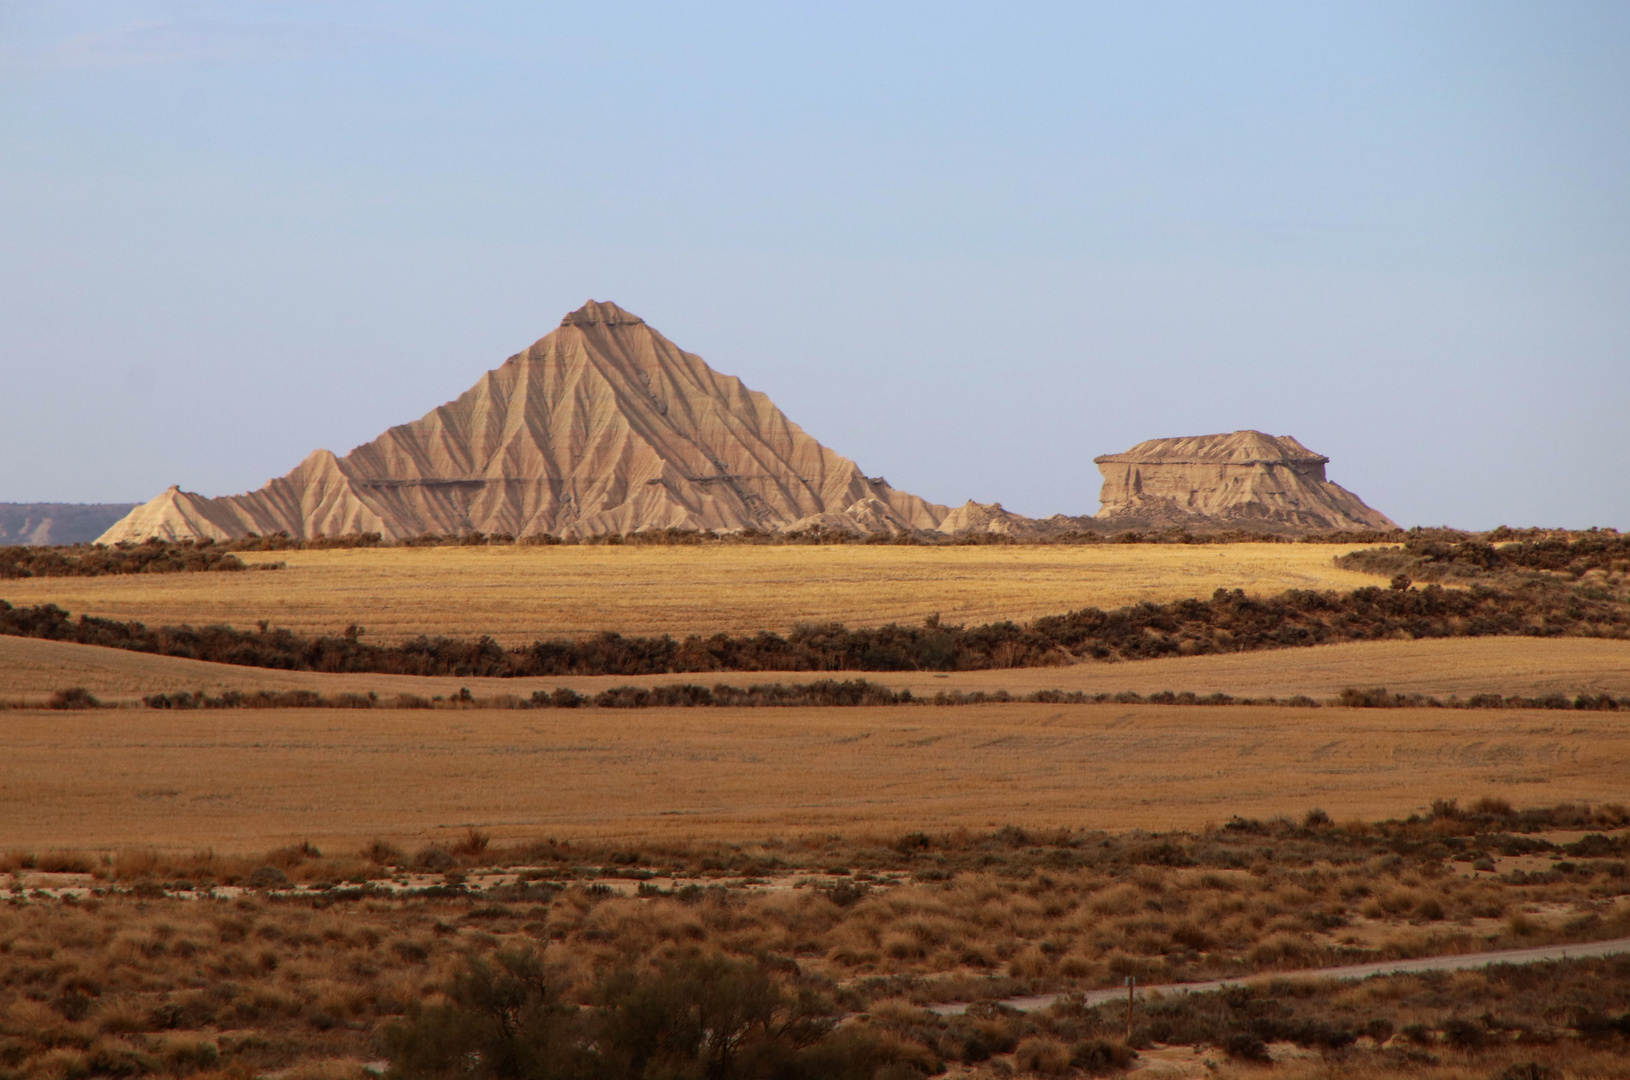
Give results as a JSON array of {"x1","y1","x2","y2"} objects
[{"x1": 2, "y1": 1, "x2": 1626, "y2": 527}]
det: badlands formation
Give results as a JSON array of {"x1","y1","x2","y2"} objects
[
  {"x1": 1093, "y1": 430, "x2": 1398, "y2": 533},
  {"x1": 100, "y1": 303, "x2": 1396, "y2": 542},
  {"x1": 101, "y1": 301, "x2": 949, "y2": 542}
]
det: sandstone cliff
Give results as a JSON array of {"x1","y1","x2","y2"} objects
[
  {"x1": 100, "y1": 301, "x2": 949, "y2": 542},
  {"x1": 1093, "y1": 430, "x2": 1396, "y2": 533}
]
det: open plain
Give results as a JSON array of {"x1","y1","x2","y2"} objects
[
  {"x1": 0, "y1": 542, "x2": 1388, "y2": 644},
  {"x1": 2, "y1": 701, "x2": 1625, "y2": 852},
  {"x1": 7, "y1": 541, "x2": 1630, "y2": 1080}
]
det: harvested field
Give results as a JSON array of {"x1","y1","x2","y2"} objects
[
  {"x1": 1, "y1": 702, "x2": 1625, "y2": 852},
  {"x1": 5, "y1": 633, "x2": 1628, "y2": 707},
  {"x1": 0, "y1": 543, "x2": 1387, "y2": 645}
]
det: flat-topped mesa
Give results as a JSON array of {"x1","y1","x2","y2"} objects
[
  {"x1": 98, "y1": 301, "x2": 949, "y2": 543},
  {"x1": 1093, "y1": 430, "x2": 1396, "y2": 534}
]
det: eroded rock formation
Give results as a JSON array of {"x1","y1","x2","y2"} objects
[
  {"x1": 100, "y1": 301, "x2": 949, "y2": 542},
  {"x1": 1092, "y1": 430, "x2": 1396, "y2": 533},
  {"x1": 934, "y1": 501, "x2": 1051, "y2": 537}
]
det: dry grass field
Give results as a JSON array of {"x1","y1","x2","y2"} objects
[
  {"x1": 5, "y1": 633, "x2": 1629, "y2": 707},
  {"x1": 1, "y1": 701, "x2": 1625, "y2": 852},
  {"x1": 0, "y1": 543, "x2": 1388, "y2": 644},
  {"x1": 6, "y1": 815, "x2": 1629, "y2": 1080}
]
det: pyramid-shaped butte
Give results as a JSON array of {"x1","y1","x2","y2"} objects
[{"x1": 100, "y1": 301, "x2": 949, "y2": 542}]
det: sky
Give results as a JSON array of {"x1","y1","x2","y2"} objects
[{"x1": 2, "y1": 1, "x2": 1627, "y2": 528}]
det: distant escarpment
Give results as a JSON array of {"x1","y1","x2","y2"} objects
[
  {"x1": 1092, "y1": 430, "x2": 1396, "y2": 534},
  {"x1": 0, "y1": 504, "x2": 138, "y2": 546}
]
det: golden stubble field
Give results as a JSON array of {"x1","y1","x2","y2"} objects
[
  {"x1": 2, "y1": 702, "x2": 1623, "y2": 853},
  {"x1": 0, "y1": 542, "x2": 1388, "y2": 644}
]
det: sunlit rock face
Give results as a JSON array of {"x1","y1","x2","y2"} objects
[
  {"x1": 1093, "y1": 430, "x2": 1397, "y2": 534},
  {"x1": 100, "y1": 301, "x2": 948, "y2": 542}
]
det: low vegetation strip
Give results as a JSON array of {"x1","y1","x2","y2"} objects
[
  {"x1": 1337, "y1": 530, "x2": 1630, "y2": 583},
  {"x1": 16, "y1": 678, "x2": 1628, "y2": 711},
  {"x1": 3, "y1": 577, "x2": 1628, "y2": 678},
  {"x1": 1335, "y1": 686, "x2": 1630, "y2": 710},
  {"x1": 69, "y1": 526, "x2": 1404, "y2": 550},
  {"x1": 108, "y1": 683, "x2": 1630, "y2": 712},
  {"x1": 130, "y1": 681, "x2": 1325, "y2": 711},
  {"x1": 0, "y1": 540, "x2": 277, "y2": 579}
]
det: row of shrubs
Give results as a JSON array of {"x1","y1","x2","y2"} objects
[
  {"x1": 77, "y1": 683, "x2": 1622, "y2": 712},
  {"x1": 131, "y1": 682, "x2": 1326, "y2": 711},
  {"x1": 20, "y1": 524, "x2": 1625, "y2": 559},
  {"x1": 1337, "y1": 532, "x2": 1630, "y2": 582},
  {"x1": 0, "y1": 539, "x2": 275, "y2": 578},
  {"x1": 511, "y1": 525, "x2": 1406, "y2": 547},
  {"x1": 223, "y1": 525, "x2": 1419, "y2": 548},
  {"x1": 15, "y1": 526, "x2": 1416, "y2": 556},
  {"x1": 1337, "y1": 686, "x2": 1630, "y2": 710},
  {"x1": 6, "y1": 576, "x2": 1628, "y2": 678}
]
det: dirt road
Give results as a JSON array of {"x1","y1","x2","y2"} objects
[{"x1": 931, "y1": 935, "x2": 1630, "y2": 1015}]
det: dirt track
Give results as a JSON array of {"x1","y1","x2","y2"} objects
[{"x1": 933, "y1": 934, "x2": 1630, "y2": 1015}]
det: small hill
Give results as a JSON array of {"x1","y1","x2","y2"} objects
[
  {"x1": 100, "y1": 301, "x2": 949, "y2": 542},
  {"x1": 934, "y1": 501, "x2": 1051, "y2": 537},
  {"x1": 0, "y1": 503, "x2": 139, "y2": 546},
  {"x1": 1092, "y1": 430, "x2": 1396, "y2": 533}
]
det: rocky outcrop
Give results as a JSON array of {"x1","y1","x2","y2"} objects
[
  {"x1": 934, "y1": 500, "x2": 1050, "y2": 537},
  {"x1": 99, "y1": 301, "x2": 949, "y2": 542},
  {"x1": 1093, "y1": 430, "x2": 1396, "y2": 533}
]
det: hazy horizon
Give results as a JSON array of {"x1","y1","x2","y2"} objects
[{"x1": 2, "y1": 2, "x2": 1627, "y2": 529}]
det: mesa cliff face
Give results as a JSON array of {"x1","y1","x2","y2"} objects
[
  {"x1": 100, "y1": 301, "x2": 949, "y2": 542},
  {"x1": 1092, "y1": 430, "x2": 1396, "y2": 533}
]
